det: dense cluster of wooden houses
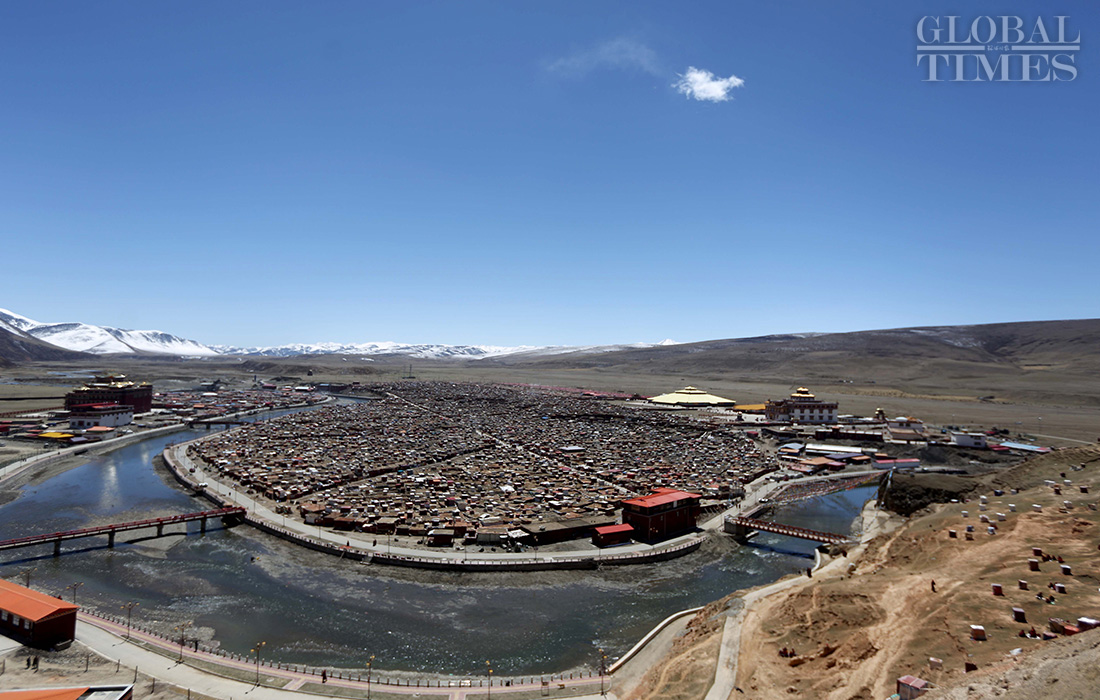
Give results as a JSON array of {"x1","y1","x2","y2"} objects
[
  {"x1": 149, "y1": 388, "x2": 327, "y2": 422},
  {"x1": 187, "y1": 382, "x2": 779, "y2": 546}
]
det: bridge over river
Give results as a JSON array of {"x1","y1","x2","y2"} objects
[
  {"x1": 0, "y1": 507, "x2": 246, "y2": 556},
  {"x1": 723, "y1": 515, "x2": 852, "y2": 545}
]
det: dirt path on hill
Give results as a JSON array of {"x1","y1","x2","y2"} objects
[{"x1": 624, "y1": 445, "x2": 1100, "y2": 700}]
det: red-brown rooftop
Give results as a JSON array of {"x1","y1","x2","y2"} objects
[{"x1": 621, "y1": 488, "x2": 701, "y2": 508}]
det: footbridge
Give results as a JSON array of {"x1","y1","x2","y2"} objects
[
  {"x1": 724, "y1": 515, "x2": 850, "y2": 545},
  {"x1": 0, "y1": 507, "x2": 245, "y2": 556},
  {"x1": 188, "y1": 419, "x2": 248, "y2": 428}
]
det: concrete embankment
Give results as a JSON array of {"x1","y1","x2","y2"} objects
[
  {"x1": 161, "y1": 437, "x2": 706, "y2": 572},
  {"x1": 1, "y1": 422, "x2": 188, "y2": 484}
]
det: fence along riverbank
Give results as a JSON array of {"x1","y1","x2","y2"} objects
[{"x1": 77, "y1": 608, "x2": 608, "y2": 692}]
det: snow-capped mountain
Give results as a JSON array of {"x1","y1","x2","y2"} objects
[
  {"x1": 213, "y1": 339, "x2": 680, "y2": 359},
  {"x1": 212, "y1": 341, "x2": 545, "y2": 360},
  {"x1": 0, "y1": 308, "x2": 220, "y2": 356},
  {"x1": 1, "y1": 307, "x2": 680, "y2": 359}
]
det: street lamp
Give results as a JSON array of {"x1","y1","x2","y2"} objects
[
  {"x1": 599, "y1": 648, "x2": 608, "y2": 695},
  {"x1": 251, "y1": 641, "x2": 266, "y2": 685},
  {"x1": 366, "y1": 654, "x2": 375, "y2": 700},
  {"x1": 174, "y1": 621, "x2": 192, "y2": 662},
  {"x1": 67, "y1": 582, "x2": 84, "y2": 605},
  {"x1": 121, "y1": 602, "x2": 138, "y2": 639},
  {"x1": 486, "y1": 660, "x2": 492, "y2": 700}
]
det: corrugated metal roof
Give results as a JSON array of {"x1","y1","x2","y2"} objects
[{"x1": 997, "y1": 441, "x2": 1050, "y2": 453}]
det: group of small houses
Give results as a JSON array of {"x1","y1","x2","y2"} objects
[
  {"x1": 296, "y1": 488, "x2": 704, "y2": 548},
  {"x1": 898, "y1": 477, "x2": 1099, "y2": 699},
  {"x1": 187, "y1": 384, "x2": 783, "y2": 549}
]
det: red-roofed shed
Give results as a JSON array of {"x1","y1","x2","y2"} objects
[
  {"x1": 593, "y1": 523, "x2": 634, "y2": 547},
  {"x1": 0, "y1": 579, "x2": 79, "y2": 648}
]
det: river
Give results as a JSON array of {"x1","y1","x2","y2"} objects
[{"x1": 0, "y1": 409, "x2": 875, "y2": 676}]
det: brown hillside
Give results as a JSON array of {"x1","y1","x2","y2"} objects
[
  {"x1": 0, "y1": 326, "x2": 90, "y2": 365},
  {"x1": 486, "y1": 319, "x2": 1100, "y2": 407}
]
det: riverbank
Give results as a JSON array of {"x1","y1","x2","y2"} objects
[{"x1": 0, "y1": 422, "x2": 189, "y2": 493}]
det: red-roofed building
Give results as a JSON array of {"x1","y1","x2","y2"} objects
[
  {"x1": 593, "y1": 523, "x2": 634, "y2": 547},
  {"x1": 0, "y1": 687, "x2": 133, "y2": 700},
  {"x1": 0, "y1": 579, "x2": 79, "y2": 648},
  {"x1": 65, "y1": 376, "x2": 151, "y2": 414},
  {"x1": 621, "y1": 489, "x2": 701, "y2": 543},
  {"x1": 0, "y1": 690, "x2": 88, "y2": 700},
  {"x1": 67, "y1": 404, "x2": 133, "y2": 429}
]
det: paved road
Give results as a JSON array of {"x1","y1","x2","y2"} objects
[{"x1": 77, "y1": 613, "x2": 614, "y2": 700}]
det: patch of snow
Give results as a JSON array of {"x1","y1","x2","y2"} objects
[
  {"x1": 906, "y1": 328, "x2": 982, "y2": 349},
  {"x1": 0, "y1": 308, "x2": 41, "y2": 333},
  {"x1": 30, "y1": 323, "x2": 134, "y2": 353},
  {"x1": 106, "y1": 329, "x2": 220, "y2": 356},
  {"x1": 218, "y1": 341, "x2": 548, "y2": 359}
]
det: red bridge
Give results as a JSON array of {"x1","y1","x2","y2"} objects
[
  {"x1": 0, "y1": 507, "x2": 246, "y2": 556},
  {"x1": 724, "y1": 515, "x2": 850, "y2": 545}
]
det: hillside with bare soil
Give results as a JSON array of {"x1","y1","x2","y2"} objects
[{"x1": 631, "y1": 446, "x2": 1100, "y2": 700}]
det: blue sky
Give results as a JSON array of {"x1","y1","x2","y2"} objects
[{"x1": 2, "y1": 1, "x2": 1098, "y2": 347}]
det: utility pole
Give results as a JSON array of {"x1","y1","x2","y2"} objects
[{"x1": 121, "y1": 602, "x2": 138, "y2": 640}]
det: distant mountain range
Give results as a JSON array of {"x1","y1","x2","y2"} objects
[
  {"x1": 0, "y1": 308, "x2": 219, "y2": 357},
  {"x1": 0, "y1": 307, "x2": 677, "y2": 361},
  {"x1": 3, "y1": 306, "x2": 1099, "y2": 408},
  {"x1": 210, "y1": 339, "x2": 678, "y2": 360},
  {"x1": 491, "y1": 320, "x2": 1100, "y2": 377},
  {"x1": 488, "y1": 319, "x2": 1100, "y2": 408}
]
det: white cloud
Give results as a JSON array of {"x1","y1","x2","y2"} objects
[
  {"x1": 674, "y1": 66, "x2": 745, "y2": 102},
  {"x1": 546, "y1": 38, "x2": 662, "y2": 78}
]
